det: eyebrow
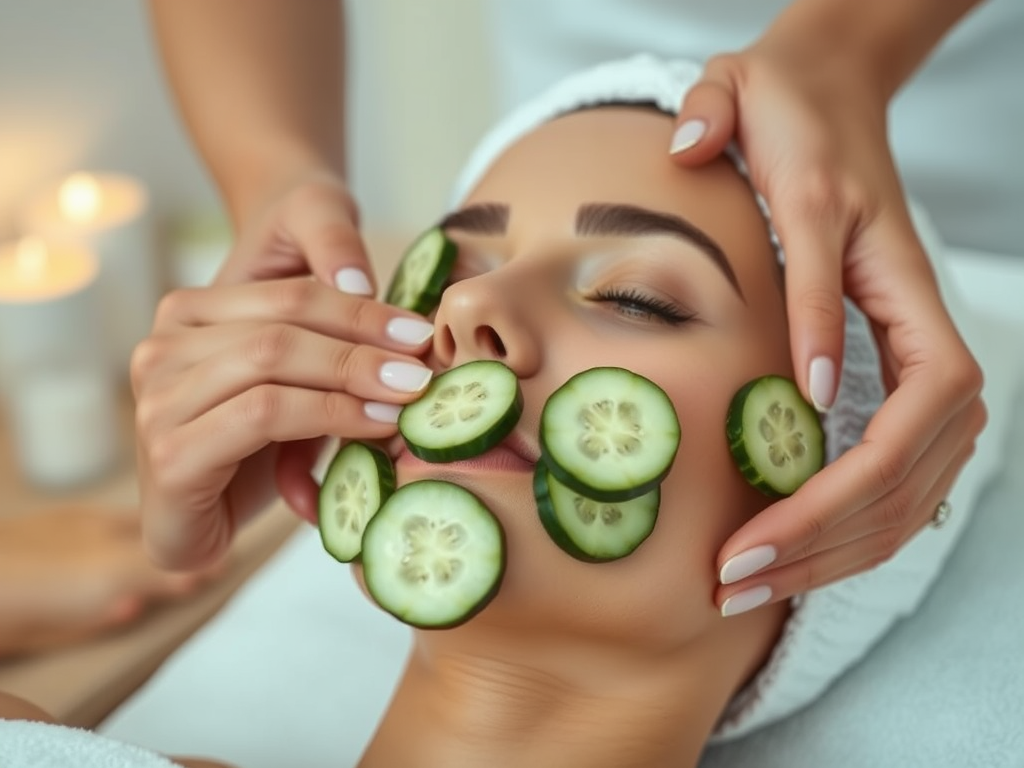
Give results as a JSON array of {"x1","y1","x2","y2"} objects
[
  {"x1": 438, "y1": 203, "x2": 509, "y2": 235},
  {"x1": 576, "y1": 203, "x2": 742, "y2": 297},
  {"x1": 440, "y1": 201, "x2": 742, "y2": 298}
]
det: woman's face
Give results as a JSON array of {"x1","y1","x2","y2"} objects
[{"x1": 384, "y1": 107, "x2": 792, "y2": 649}]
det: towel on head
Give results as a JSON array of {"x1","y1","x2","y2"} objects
[
  {"x1": 447, "y1": 52, "x2": 992, "y2": 739},
  {"x1": 0, "y1": 720, "x2": 177, "y2": 768}
]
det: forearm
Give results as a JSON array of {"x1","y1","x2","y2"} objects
[
  {"x1": 760, "y1": 0, "x2": 986, "y2": 99},
  {"x1": 147, "y1": 0, "x2": 346, "y2": 225}
]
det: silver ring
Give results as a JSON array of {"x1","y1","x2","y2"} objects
[{"x1": 931, "y1": 500, "x2": 952, "y2": 529}]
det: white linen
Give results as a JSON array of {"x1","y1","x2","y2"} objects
[
  {"x1": 0, "y1": 720, "x2": 176, "y2": 768},
  {"x1": 97, "y1": 247, "x2": 1024, "y2": 766}
]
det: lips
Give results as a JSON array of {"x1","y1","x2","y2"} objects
[{"x1": 391, "y1": 430, "x2": 539, "y2": 474}]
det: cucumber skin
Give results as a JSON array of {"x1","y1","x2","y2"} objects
[
  {"x1": 317, "y1": 441, "x2": 396, "y2": 563},
  {"x1": 383, "y1": 229, "x2": 458, "y2": 315},
  {"x1": 533, "y1": 464, "x2": 658, "y2": 563},
  {"x1": 725, "y1": 375, "x2": 824, "y2": 499},
  {"x1": 361, "y1": 480, "x2": 507, "y2": 630},
  {"x1": 538, "y1": 448, "x2": 666, "y2": 504},
  {"x1": 399, "y1": 382, "x2": 524, "y2": 464}
]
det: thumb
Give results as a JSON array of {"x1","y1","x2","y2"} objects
[
  {"x1": 669, "y1": 62, "x2": 738, "y2": 166},
  {"x1": 287, "y1": 187, "x2": 377, "y2": 295}
]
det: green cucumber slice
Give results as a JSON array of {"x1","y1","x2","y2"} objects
[
  {"x1": 317, "y1": 441, "x2": 396, "y2": 563},
  {"x1": 384, "y1": 227, "x2": 457, "y2": 314},
  {"x1": 398, "y1": 360, "x2": 523, "y2": 463},
  {"x1": 540, "y1": 367, "x2": 680, "y2": 502},
  {"x1": 726, "y1": 375, "x2": 825, "y2": 498},
  {"x1": 534, "y1": 464, "x2": 659, "y2": 563},
  {"x1": 361, "y1": 479, "x2": 506, "y2": 629}
]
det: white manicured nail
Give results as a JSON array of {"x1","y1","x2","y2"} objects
[
  {"x1": 719, "y1": 544, "x2": 777, "y2": 585},
  {"x1": 335, "y1": 267, "x2": 374, "y2": 295},
  {"x1": 669, "y1": 119, "x2": 707, "y2": 154},
  {"x1": 380, "y1": 362, "x2": 432, "y2": 393},
  {"x1": 809, "y1": 356, "x2": 836, "y2": 413},
  {"x1": 364, "y1": 401, "x2": 402, "y2": 424},
  {"x1": 721, "y1": 585, "x2": 773, "y2": 617},
  {"x1": 386, "y1": 317, "x2": 434, "y2": 346}
]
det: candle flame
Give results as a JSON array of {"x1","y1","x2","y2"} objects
[
  {"x1": 14, "y1": 237, "x2": 49, "y2": 281},
  {"x1": 58, "y1": 173, "x2": 102, "y2": 223}
]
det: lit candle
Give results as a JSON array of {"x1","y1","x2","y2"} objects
[
  {"x1": 0, "y1": 237, "x2": 120, "y2": 488},
  {"x1": 21, "y1": 172, "x2": 158, "y2": 376}
]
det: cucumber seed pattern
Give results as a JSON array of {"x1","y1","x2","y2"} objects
[
  {"x1": 398, "y1": 514, "x2": 469, "y2": 586},
  {"x1": 573, "y1": 496, "x2": 624, "y2": 526},
  {"x1": 427, "y1": 381, "x2": 488, "y2": 430},
  {"x1": 759, "y1": 400, "x2": 807, "y2": 467},
  {"x1": 577, "y1": 398, "x2": 644, "y2": 461},
  {"x1": 332, "y1": 468, "x2": 370, "y2": 534}
]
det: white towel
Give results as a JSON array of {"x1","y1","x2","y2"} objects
[
  {"x1": 0, "y1": 720, "x2": 176, "y2": 768},
  {"x1": 447, "y1": 52, "x2": 1017, "y2": 739}
]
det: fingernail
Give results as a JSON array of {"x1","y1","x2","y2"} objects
[
  {"x1": 335, "y1": 267, "x2": 374, "y2": 296},
  {"x1": 720, "y1": 544, "x2": 777, "y2": 585},
  {"x1": 380, "y1": 362, "x2": 433, "y2": 393},
  {"x1": 669, "y1": 119, "x2": 707, "y2": 154},
  {"x1": 364, "y1": 401, "x2": 402, "y2": 423},
  {"x1": 386, "y1": 317, "x2": 434, "y2": 346},
  {"x1": 721, "y1": 585, "x2": 773, "y2": 617},
  {"x1": 809, "y1": 356, "x2": 836, "y2": 413}
]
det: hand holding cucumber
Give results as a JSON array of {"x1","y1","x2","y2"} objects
[{"x1": 131, "y1": 275, "x2": 435, "y2": 569}]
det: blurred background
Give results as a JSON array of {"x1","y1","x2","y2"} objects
[{"x1": 0, "y1": 0, "x2": 496, "y2": 243}]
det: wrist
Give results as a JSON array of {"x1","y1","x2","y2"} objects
[
  {"x1": 757, "y1": 0, "x2": 984, "y2": 101},
  {"x1": 217, "y1": 142, "x2": 351, "y2": 230}
]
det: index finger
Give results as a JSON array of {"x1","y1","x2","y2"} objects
[{"x1": 153, "y1": 278, "x2": 434, "y2": 353}]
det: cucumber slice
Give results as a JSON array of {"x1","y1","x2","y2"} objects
[
  {"x1": 398, "y1": 360, "x2": 523, "y2": 463},
  {"x1": 384, "y1": 227, "x2": 457, "y2": 314},
  {"x1": 361, "y1": 479, "x2": 506, "y2": 629},
  {"x1": 317, "y1": 441, "x2": 396, "y2": 563},
  {"x1": 534, "y1": 464, "x2": 659, "y2": 563},
  {"x1": 726, "y1": 375, "x2": 825, "y2": 498},
  {"x1": 539, "y1": 367, "x2": 680, "y2": 502}
]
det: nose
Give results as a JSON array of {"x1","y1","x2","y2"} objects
[{"x1": 432, "y1": 274, "x2": 542, "y2": 378}]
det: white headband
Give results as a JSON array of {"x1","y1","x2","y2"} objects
[{"x1": 447, "y1": 53, "x2": 956, "y2": 740}]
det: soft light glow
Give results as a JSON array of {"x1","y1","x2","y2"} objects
[
  {"x1": 58, "y1": 172, "x2": 103, "y2": 223},
  {"x1": 14, "y1": 237, "x2": 49, "y2": 281}
]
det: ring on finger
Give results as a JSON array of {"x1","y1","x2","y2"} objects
[{"x1": 931, "y1": 499, "x2": 952, "y2": 529}]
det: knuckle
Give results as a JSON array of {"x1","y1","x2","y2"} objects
[
  {"x1": 797, "y1": 512, "x2": 829, "y2": 548},
  {"x1": 146, "y1": 433, "x2": 186, "y2": 494},
  {"x1": 784, "y1": 168, "x2": 847, "y2": 225},
  {"x1": 241, "y1": 384, "x2": 281, "y2": 429},
  {"x1": 878, "y1": 485, "x2": 915, "y2": 530},
  {"x1": 153, "y1": 289, "x2": 192, "y2": 328},
  {"x1": 869, "y1": 442, "x2": 911, "y2": 495},
  {"x1": 870, "y1": 528, "x2": 904, "y2": 568},
  {"x1": 320, "y1": 389, "x2": 346, "y2": 424},
  {"x1": 328, "y1": 340, "x2": 360, "y2": 387},
  {"x1": 269, "y1": 278, "x2": 318, "y2": 320},
  {"x1": 246, "y1": 323, "x2": 295, "y2": 371},
  {"x1": 794, "y1": 285, "x2": 846, "y2": 334},
  {"x1": 129, "y1": 337, "x2": 162, "y2": 390}
]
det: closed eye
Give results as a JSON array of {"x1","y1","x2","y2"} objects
[{"x1": 591, "y1": 287, "x2": 695, "y2": 326}]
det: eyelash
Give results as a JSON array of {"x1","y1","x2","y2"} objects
[{"x1": 591, "y1": 287, "x2": 694, "y2": 326}]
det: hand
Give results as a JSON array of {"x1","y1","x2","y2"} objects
[
  {"x1": 131, "y1": 276, "x2": 435, "y2": 570},
  {"x1": 216, "y1": 169, "x2": 374, "y2": 293},
  {"x1": 0, "y1": 506, "x2": 219, "y2": 659},
  {"x1": 669, "y1": 46, "x2": 986, "y2": 613}
]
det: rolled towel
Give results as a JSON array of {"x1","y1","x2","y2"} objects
[{"x1": 0, "y1": 719, "x2": 178, "y2": 767}]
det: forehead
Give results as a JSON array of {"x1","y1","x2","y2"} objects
[{"x1": 463, "y1": 107, "x2": 778, "y2": 280}]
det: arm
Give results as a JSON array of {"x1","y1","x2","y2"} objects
[
  {"x1": 149, "y1": 0, "x2": 346, "y2": 226},
  {"x1": 759, "y1": 0, "x2": 985, "y2": 100}
]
